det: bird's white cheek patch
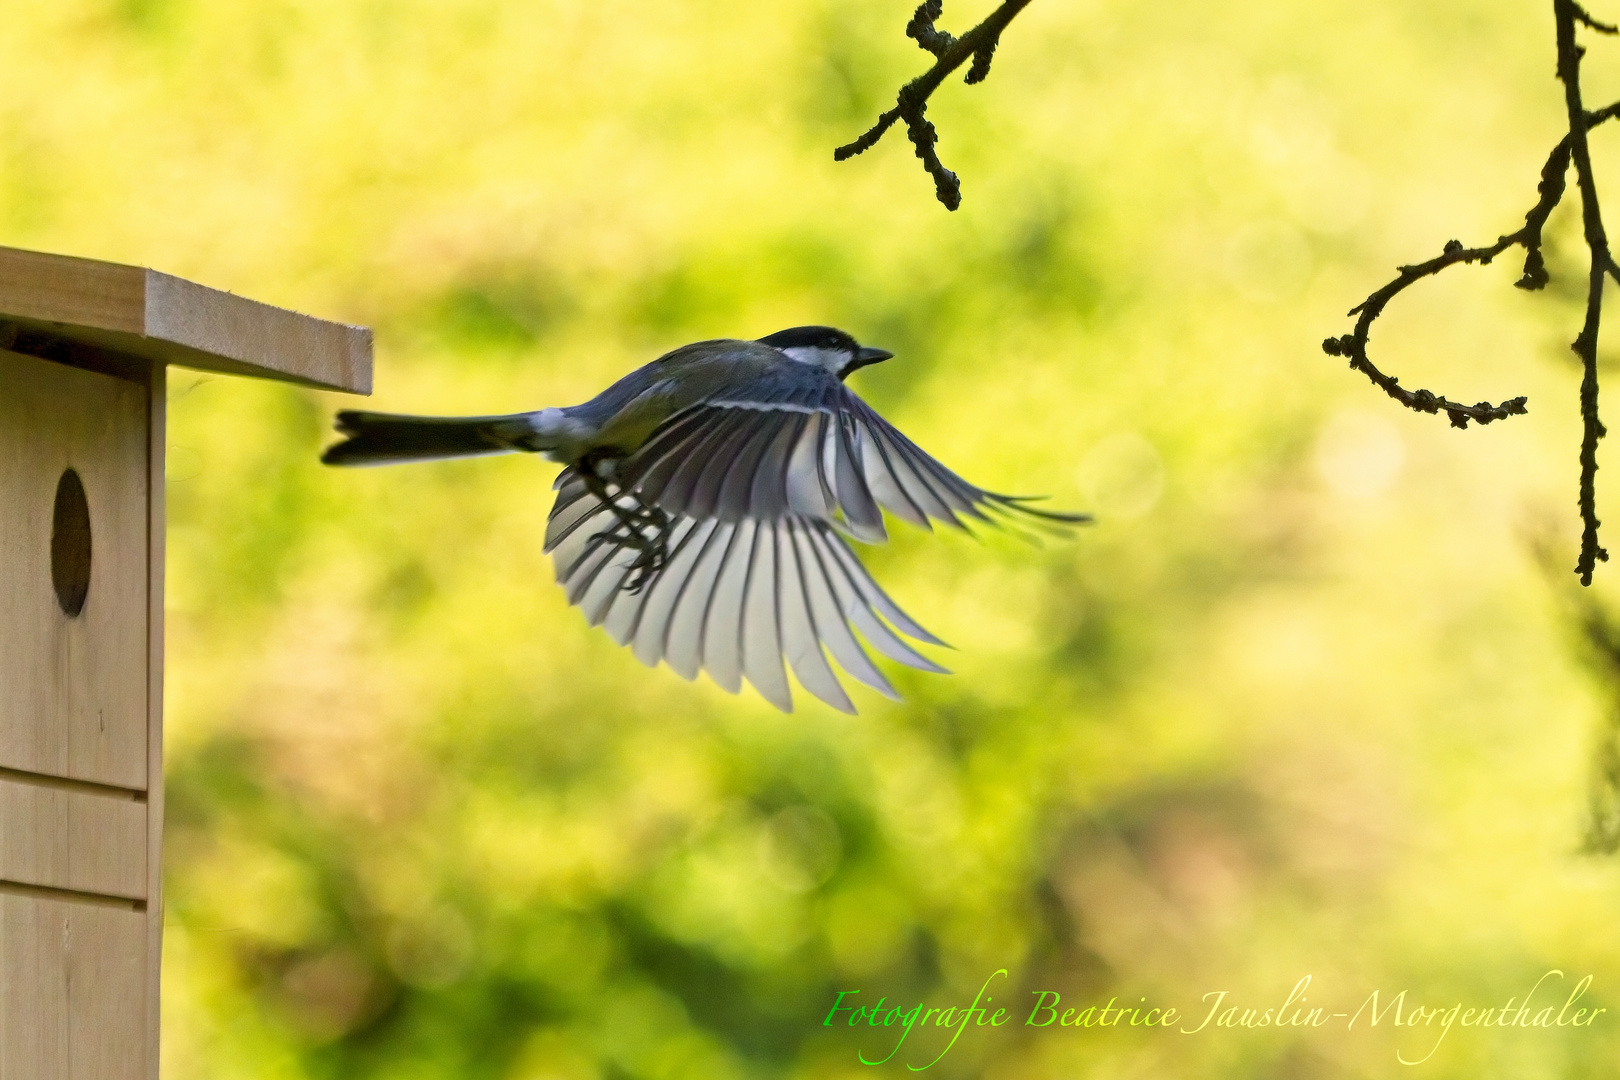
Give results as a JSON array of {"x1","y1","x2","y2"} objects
[{"x1": 780, "y1": 345, "x2": 848, "y2": 374}]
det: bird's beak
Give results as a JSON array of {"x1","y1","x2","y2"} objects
[{"x1": 855, "y1": 345, "x2": 893, "y2": 367}]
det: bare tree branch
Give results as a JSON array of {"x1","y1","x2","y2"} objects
[
  {"x1": 1555, "y1": 0, "x2": 1617, "y2": 582},
  {"x1": 1324, "y1": 1, "x2": 1620, "y2": 584},
  {"x1": 834, "y1": 0, "x2": 1036, "y2": 210}
]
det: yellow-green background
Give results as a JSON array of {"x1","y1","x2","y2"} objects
[{"x1": 10, "y1": 0, "x2": 1620, "y2": 1075}]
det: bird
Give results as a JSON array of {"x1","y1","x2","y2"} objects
[{"x1": 321, "y1": 325, "x2": 1087, "y2": 713}]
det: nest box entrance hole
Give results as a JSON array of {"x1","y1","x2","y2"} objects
[{"x1": 52, "y1": 467, "x2": 92, "y2": 618}]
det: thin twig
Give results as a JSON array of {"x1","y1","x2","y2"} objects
[
  {"x1": 1324, "y1": 1, "x2": 1620, "y2": 583},
  {"x1": 1572, "y1": 0, "x2": 1620, "y2": 33},
  {"x1": 1556, "y1": 0, "x2": 1616, "y2": 583},
  {"x1": 834, "y1": 0, "x2": 1036, "y2": 210}
]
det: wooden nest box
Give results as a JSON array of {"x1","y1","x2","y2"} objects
[{"x1": 0, "y1": 246, "x2": 371, "y2": 1079}]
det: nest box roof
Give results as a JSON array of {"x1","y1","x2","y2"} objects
[{"x1": 0, "y1": 245, "x2": 371, "y2": 394}]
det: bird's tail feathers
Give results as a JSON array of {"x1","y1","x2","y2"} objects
[{"x1": 321, "y1": 410, "x2": 538, "y2": 466}]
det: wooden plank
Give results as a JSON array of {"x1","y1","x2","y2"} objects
[
  {"x1": 0, "y1": 892, "x2": 148, "y2": 1080},
  {"x1": 0, "y1": 246, "x2": 371, "y2": 394},
  {"x1": 145, "y1": 271, "x2": 371, "y2": 393},
  {"x1": 0, "y1": 248, "x2": 144, "y2": 336},
  {"x1": 0, "y1": 350, "x2": 149, "y2": 789},
  {"x1": 0, "y1": 778, "x2": 146, "y2": 901},
  {"x1": 143, "y1": 362, "x2": 164, "y2": 1080}
]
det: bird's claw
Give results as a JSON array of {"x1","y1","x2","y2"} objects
[
  {"x1": 580, "y1": 466, "x2": 674, "y2": 595},
  {"x1": 594, "y1": 508, "x2": 670, "y2": 594}
]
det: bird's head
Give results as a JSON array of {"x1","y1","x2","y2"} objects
[{"x1": 758, "y1": 325, "x2": 893, "y2": 381}]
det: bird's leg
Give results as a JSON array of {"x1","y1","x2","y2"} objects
[{"x1": 578, "y1": 456, "x2": 672, "y2": 594}]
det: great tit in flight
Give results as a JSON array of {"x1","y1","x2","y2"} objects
[{"x1": 322, "y1": 326, "x2": 1087, "y2": 712}]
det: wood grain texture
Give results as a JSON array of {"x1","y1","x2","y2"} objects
[
  {"x1": 0, "y1": 778, "x2": 146, "y2": 901},
  {"x1": 0, "y1": 245, "x2": 371, "y2": 394},
  {"x1": 143, "y1": 363, "x2": 164, "y2": 1080},
  {"x1": 0, "y1": 350, "x2": 149, "y2": 789},
  {"x1": 0, "y1": 892, "x2": 147, "y2": 1080},
  {"x1": 0, "y1": 249, "x2": 144, "y2": 336},
  {"x1": 144, "y1": 271, "x2": 371, "y2": 393}
]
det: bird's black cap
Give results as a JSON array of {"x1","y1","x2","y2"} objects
[{"x1": 758, "y1": 325, "x2": 892, "y2": 376}]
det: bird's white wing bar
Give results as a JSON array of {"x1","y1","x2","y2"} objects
[{"x1": 543, "y1": 469, "x2": 946, "y2": 713}]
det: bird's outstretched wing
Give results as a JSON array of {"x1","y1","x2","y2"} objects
[
  {"x1": 545, "y1": 364, "x2": 1086, "y2": 712},
  {"x1": 615, "y1": 364, "x2": 1090, "y2": 543},
  {"x1": 544, "y1": 469, "x2": 947, "y2": 713}
]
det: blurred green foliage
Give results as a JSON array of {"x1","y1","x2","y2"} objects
[{"x1": 10, "y1": 0, "x2": 1620, "y2": 1076}]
